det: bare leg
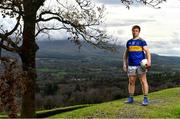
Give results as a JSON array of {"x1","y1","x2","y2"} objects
[
  {"x1": 139, "y1": 73, "x2": 149, "y2": 95},
  {"x1": 128, "y1": 75, "x2": 137, "y2": 95}
]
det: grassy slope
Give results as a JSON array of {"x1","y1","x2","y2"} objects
[
  {"x1": 0, "y1": 104, "x2": 92, "y2": 118},
  {"x1": 49, "y1": 87, "x2": 180, "y2": 118},
  {"x1": 0, "y1": 87, "x2": 179, "y2": 118}
]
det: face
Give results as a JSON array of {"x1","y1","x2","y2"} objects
[{"x1": 132, "y1": 28, "x2": 140, "y2": 37}]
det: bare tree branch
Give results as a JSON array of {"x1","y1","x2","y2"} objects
[
  {"x1": 0, "y1": 0, "x2": 24, "y2": 16},
  {"x1": 121, "y1": 0, "x2": 166, "y2": 9},
  {"x1": 35, "y1": 0, "x2": 117, "y2": 51},
  {"x1": 35, "y1": 22, "x2": 66, "y2": 37},
  {"x1": 0, "y1": 39, "x2": 19, "y2": 52},
  {"x1": 5, "y1": 15, "x2": 21, "y2": 36},
  {"x1": 33, "y1": 0, "x2": 46, "y2": 11},
  {"x1": 0, "y1": 15, "x2": 21, "y2": 53},
  {"x1": 0, "y1": 34, "x2": 21, "y2": 53}
]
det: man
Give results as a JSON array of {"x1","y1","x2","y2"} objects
[{"x1": 123, "y1": 25, "x2": 151, "y2": 106}]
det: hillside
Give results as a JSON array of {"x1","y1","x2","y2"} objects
[
  {"x1": 36, "y1": 40, "x2": 180, "y2": 71},
  {"x1": 2, "y1": 39, "x2": 180, "y2": 71},
  {"x1": 1, "y1": 87, "x2": 179, "y2": 118},
  {"x1": 1, "y1": 40, "x2": 180, "y2": 112},
  {"x1": 48, "y1": 87, "x2": 180, "y2": 118}
]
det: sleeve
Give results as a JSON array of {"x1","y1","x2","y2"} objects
[
  {"x1": 141, "y1": 40, "x2": 147, "y2": 47},
  {"x1": 126, "y1": 40, "x2": 129, "y2": 48}
]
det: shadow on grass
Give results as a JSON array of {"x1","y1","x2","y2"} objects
[
  {"x1": 0, "y1": 104, "x2": 91, "y2": 118},
  {"x1": 37, "y1": 104, "x2": 91, "y2": 118}
]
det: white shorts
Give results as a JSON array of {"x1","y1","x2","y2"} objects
[{"x1": 127, "y1": 65, "x2": 147, "y2": 76}]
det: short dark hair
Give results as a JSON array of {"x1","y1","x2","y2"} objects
[{"x1": 132, "y1": 25, "x2": 141, "y2": 32}]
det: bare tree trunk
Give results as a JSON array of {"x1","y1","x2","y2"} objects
[
  {"x1": 19, "y1": 52, "x2": 37, "y2": 117},
  {"x1": 19, "y1": 1, "x2": 39, "y2": 117}
]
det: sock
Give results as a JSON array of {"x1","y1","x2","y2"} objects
[
  {"x1": 144, "y1": 94, "x2": 148, "y2": 98},
  {"x1": 129, "y1": 93, "x2": 134, "y2": 97}
]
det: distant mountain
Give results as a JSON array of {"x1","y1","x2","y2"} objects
[
  {"x1": 36, "y1": 40, "x2": 180, "y2": 69},
  {"x1": 36, "y1": 39, "x2": 123, "y2": 58},
  {"x1": 1, "y1": 39, "x2": 180, "y2": 70}
]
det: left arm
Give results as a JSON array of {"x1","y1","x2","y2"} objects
[{"x1": 143, "y1": 46, "x2": 151, "y2": 68}]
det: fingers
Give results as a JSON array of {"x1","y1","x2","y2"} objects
[
  {"x1": 123, "y1": 65, "x2": 127, "y2": 72},
  {"x1": 146, "y1": 65, "x2": 151, "y2": 70}
]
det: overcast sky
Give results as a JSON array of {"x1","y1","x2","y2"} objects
[
  {"x1": 1, "y1": 0, "x2": 180, "y2": 57},
  {"x1": 95, "y1": 0, "x2": 180, "y2": 57}
]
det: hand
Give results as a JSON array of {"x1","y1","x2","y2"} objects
[
  {"x1": 123, "y1": 64, "x2": 128, "y2": 72},
  {"x1": 146, "y1": 61, "x2": 151, "y2": 70}
]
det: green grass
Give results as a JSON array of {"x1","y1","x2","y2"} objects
[
  {"x1": 36, "y1": 104, "x2": 92, "y2": 118},
  {"x1": 1, "y1": 87, "x2": 180, "y2": 118},
  {"x1": 0, "y1": 104, "x2": 91, "y2": 118},
  {"x1": 49, "y1": 87, "x2": 180, "y2": 118}
]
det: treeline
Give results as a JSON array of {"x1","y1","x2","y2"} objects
[{"x1": 35, "y1": 71, "x2": 180, "y2": 110}]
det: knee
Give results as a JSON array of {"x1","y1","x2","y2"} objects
[
  {"x1": 140, "y1": 79, "x2": 148, "y2": 85},
  {"x1": 129, "y1": 80, "x2": 135, "y2": 86}
]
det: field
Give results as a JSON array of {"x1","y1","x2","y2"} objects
[{"x1": 49, "y1": 87, "x2": 180, "y2": 118}]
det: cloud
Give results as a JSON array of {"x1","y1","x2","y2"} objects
[
  {"x1": 1, "y1": 0, "x2": 180, "y2": 57},
  {"x1": 97, "y1": 0, "x2": 180, "y2": 56},
  {"x1": 104, "y1": 19, "x2": 156, "y2": 27},
  {"x1": 96, "y1": 0, "x2": 121, "y2": 4}
]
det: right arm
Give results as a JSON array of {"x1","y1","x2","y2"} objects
[{"x1": 123, "y1": 48, "x2": 128, "y2": 72}]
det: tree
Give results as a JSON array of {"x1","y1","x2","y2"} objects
[
  {"x1": 120, "y1": 0, "x2": 166, "y2": 9},
  {"x1": 0, "y1": 57, "x2": 26, "y2": 118},
  {"x1": 0, "y1": 0, "x2": 165, "y2": 117}
]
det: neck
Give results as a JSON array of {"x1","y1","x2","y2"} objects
[{"x1": 133, "y1": 36, "x2": 139, "y2": 39}]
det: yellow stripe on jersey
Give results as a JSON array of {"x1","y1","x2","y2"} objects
[{"x1": 128, "y1": 46, "x2": 143, "y2": 52}]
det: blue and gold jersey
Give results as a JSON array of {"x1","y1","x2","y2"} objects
[{"x1": 126, "y1": 38, "x2": 147, "y2": 66}]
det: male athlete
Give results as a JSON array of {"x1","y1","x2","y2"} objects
[{"x1": 123, "y1": 25, "x2": 151, "y2": 106}]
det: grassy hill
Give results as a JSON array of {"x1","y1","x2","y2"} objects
[
  {"x1": 0, "y1": 87, "x2": 179, "y2": 118},
  {"x1": 48, "y1": 87, "x2": 180, "y2": 118}
]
